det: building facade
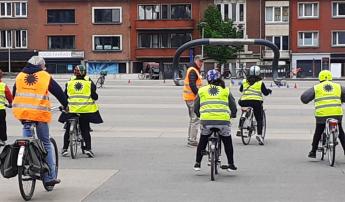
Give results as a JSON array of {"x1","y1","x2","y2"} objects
[{"x1": 291, "y1": 0, "x2": 345, "y2": 78}]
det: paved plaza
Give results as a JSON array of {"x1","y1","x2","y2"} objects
[{"x1": 1, "y1": 77, "x2": 345, "y2": 202}]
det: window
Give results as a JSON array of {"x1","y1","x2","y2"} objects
[
  {"x1": 138, "y1": 32, "x2": 192, "y2": 48},
  {"x1": 48, "y1": 36, "x2": 75, "y2": 49},
  {"x1": 266, "y1": 36, "x2": 289, "y2": 50},
  {"x1": 47, "y1": 10, "x2": 75, "y2": 23},
  {"x1": 298, "y1": 3, "x2": 319, "y2": 18},
  {"x1": 0, "y1": 30, "x2": 12, "y2": 48},
  {"x1": 266, "y1": 6, "x2": 289, "y2": 22},
  {"x1": 138, "y1": 5, "x2": 160, "y2": 20},
  {"x1": 224, "y1": 4, "x2": 229, "y2": 20},
  {"x1": 333, "y1": 2, "x2": 345, "y2": 17},
  {"x1": 217, "y1": 3, "x2": 245, "y2": 22},
  {"x1": 93, "y1": 7, "x2": 122, "y2": 24},
  {"x1": 0, "y1": 2, "x2": 11, "y2": 17},
  {"x1": 298, "y1": 32, "x2": 319, "y2": 47},
  {"x1": 15, "y1": 30, "x2": 27, "y2": 48},
  {"x1": 170, "y1": 4, "x2": 191, "y2": 19},
  {"x1": 161, "y1": 5, "x2": 168, "y2": 19},
  {"x1": 15, "y1": 2, "x2": 26, "y2": 17},
  {"x1": 93, "y1": 35, "x2": 122, "y2": 51},
  {"x1": 332, "y1": 31, "x2": 345, "y2": 46}
]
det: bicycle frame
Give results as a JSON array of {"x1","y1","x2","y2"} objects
[{"x1": 173, "y1": 38, "x2": 280, "y2": 86}]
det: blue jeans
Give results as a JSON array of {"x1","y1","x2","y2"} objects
[{"x1": 23, "y1": 122, "x2": 56, "y2": 182}]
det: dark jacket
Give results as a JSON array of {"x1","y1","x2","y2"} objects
[
  {"x1": 58, "y1": 75, "x2": 103, "y2": 124},
  {"x1": 187, "y1": 62, "x2": 200, "y2": 95},
  {"x1": 300, "y1": 82, "x2": 345, "y2": 123},
  {"x1": 12, "y1": 65, "x2": 68, "y2": 107},
  {"x1": 194, "y1": 86, "x2": 237, "y2": 125}
]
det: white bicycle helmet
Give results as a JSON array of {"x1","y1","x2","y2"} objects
[{"x1": 249, "y1": 65, "x2": 261, "y2": 76}]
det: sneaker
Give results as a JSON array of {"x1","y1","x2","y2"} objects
[
  {"x1": 193, "y1": 162, "x2": 201, "y2": 171},
  {"x1": 85, "y1": 150, "x2": 95, "y2": 158},
  {"x1": 227, "y1": 164, "x2": 237, "y2": 172},
  {"x1": 61, "y1": 149, "x2": 68, "y2": 157},
  {"x1": 0, "y1": 140, "x2": 6, "y2": 146},
  {"x1": 236, "y1": 130, "x2": 241, "y2": 137},
  {"x1": 308, "y1": 151, "x2": 316, "y2": 158},
  {"x1": 256, "y1": 135, "x2": 264, "y2": 145},
  {"x1": 44, "y1": 179, "x2": 61, "y2": 187},
  {"x1": 187, "y1": 141, "x2": 198, "y2": 147}
]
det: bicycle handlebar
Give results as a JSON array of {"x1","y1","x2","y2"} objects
[{"x1": 172, "y1": 38, "x2": 280, "y2": 86}]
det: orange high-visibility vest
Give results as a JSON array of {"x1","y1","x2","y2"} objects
[
  {"x1": 13, "y1": 71, "x2": 52, "y2": 122},
  {"x1": 183, "y1": 67, "x2": 202, "y2": 101}
]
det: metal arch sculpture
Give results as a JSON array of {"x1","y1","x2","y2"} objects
[{"x1": 172, "y1": 38, "x2": 281, "y2": 86}]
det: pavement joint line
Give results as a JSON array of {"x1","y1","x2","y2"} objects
[{"x1": 81, "y1": 169, "x2": 120, "y2": 202}]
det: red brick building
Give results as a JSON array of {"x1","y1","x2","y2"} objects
[
  {"x1": 291, "y1": 0, "x2": 345, "y2": 77},
  {"x1": 129, "y1": 0, "x2": 213, "y2": 77}
]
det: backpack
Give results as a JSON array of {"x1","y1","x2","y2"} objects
[
  {"x1": 0, "y1": 144, "x2": 19, "y2": 178},
  {"x1": 26, "y1": 139, "x2": 49, "y2": 178}
]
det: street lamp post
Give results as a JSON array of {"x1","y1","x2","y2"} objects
[
  {"x1": 200, "y1": 22, "x2": 207, "y2": 58},
  {"x1": 8, "y1": 48, "x2": 11, "y2": 73}
]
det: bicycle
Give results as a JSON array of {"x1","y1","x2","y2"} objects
[
  {"x1": 96, "y1": 71, "x2": 107, "y2": 88},
  {"x1": 238, "y1": 107, "x2": 266, "y2": 145},
  {"x1": 63, "y1": 113, "x2": 85, "y2": 159},
  {"x1": 15, "y1": 107, "x2": 59, "y2": 201},
  {"x1": 236, "y1": 68, "x2": 247, "y2": 79},
  {"x1": 318, "y1": 118, "x2": 339, "y2": 167},
  {"x1": 138, "y1": 70, "x2": 150, "y2": 80}
]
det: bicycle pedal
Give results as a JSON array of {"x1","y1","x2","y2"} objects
[{"x1": 220, "y1": 165, "x2": 229, "y2": 169}]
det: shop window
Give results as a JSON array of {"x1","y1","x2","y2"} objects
[
  {"x1": 93, "y1": 7, "x2": 122, "y2": 24},
  {"x1": 93, "y1": 35, "x2": 122, "y2": 51},
  {"x1": 48, "y1": 36, "x2": 75, "y2": 49},
  {"x1": 47, "y1": 9, "x2": 75, "y2": 23}
]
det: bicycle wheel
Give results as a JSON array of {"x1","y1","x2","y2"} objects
[
  {"x1": 18, "y1": 155, "x2": 36, "y2": 201},
  {"x1": 240, "y1": 116, "x2": 252, "y2": 145},
  {"x1": 328, "y1": 132, "x2": 336, "y2": 166},
  {"x1": 210, "y1": 147, "x2": 215, "y2": 181},
  {"x1": 43, "y1": 138, "x2": 58, "y2": 192},
  {"x1": 319, "y1": 135, "x2": 325, "y2": 161},
  {"x1": 69, "y1": 122, "x2": 78, "y2": 159},
  {"x1": 100, "y1": 77, "x2": 105, "y2": 87},
  {"x1": 96, "y1": 77, "x2": 102, "y2": 88},
  {"x1": 138, "y1": 72, "x2": 144, "y2": 80},
  {"x1": 214, "y1": 140, "x2": 219, "y2": 175},
  {"x1": 262, "y1": 110, "x2": 266, "y2": 140}
]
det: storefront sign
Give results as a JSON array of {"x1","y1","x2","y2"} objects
[{"x1": 39, "y1": 51, "x2": 84, "y2": 58}]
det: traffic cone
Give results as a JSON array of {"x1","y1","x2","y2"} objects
[{"x1": 294, "y1": 83, "x2": 297, "y2": 89}]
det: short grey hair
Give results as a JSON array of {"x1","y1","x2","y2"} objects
[
  {"x1": 28, "y1": 56, "x2": 46, "y2": 66},
  {"x1": 194, "y1": 55, "x2": 205, "y2": 62}
]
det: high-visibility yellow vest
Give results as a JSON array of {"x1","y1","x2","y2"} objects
[
  {"x1": 241, "y1": 80, "x2": 263, "y2": 101},
  {"x1": 314, "y1": 81, "x2": 343, "y2": 117},
  {"x1": 13, "y1": 71, "x2": 52, "y2": 122},
  {"x1": 183, "y1": 67, "x2": 202, "y2": 101},
  {"x1": 0, "y1": 82, "x2": 6, "y2": 110},
  {"x1": 198, "y1": 85, "x2": 230, "y2": 121},
  {"x1": 67, "y1": 78, "x2": 98, "y2": 113}
]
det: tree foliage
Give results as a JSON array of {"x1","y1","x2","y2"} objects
[{"x1": 199, "y1": 5, "x2": 243, "y2": 65}]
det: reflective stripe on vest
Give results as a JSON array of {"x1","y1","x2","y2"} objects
[
  {"x1": 314, "y1": 81, "x2": 343, "y2": 117},
  {"x1": 198, "y1": 85, "x2": 230, "y2": 121},
  {"x1": 183, "y1": 67, "x2": 202, "y2": 101},
  {"x1": 67, "y1": 78, "x2": 98, "y2": 113},
  {"x1": 12, "y1": 71, "x2": 52, "y2": 122},
  {"x1": 241, "y1": 80, "x2": 263, "y2": 101},
  {"x1": 0, "y1": 82, "x2": 5, "y2": 109}
]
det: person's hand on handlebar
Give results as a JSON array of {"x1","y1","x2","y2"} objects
[
  {"x1": 267, "y1": 89, "x2": 272, "y2": 95},
  {"x1": 5, "y1": 103, "x2": 12, "y2": 108}
]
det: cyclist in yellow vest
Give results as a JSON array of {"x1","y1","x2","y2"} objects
[
  {"x1": 0, "y1": 69, "x2": 13, "y2": 146},
  {"x1": 193, "y1": 69, "x2": 238, "y2": 171},
  {"x1": 301, "y1": 70, "x2": 345, "y2": 158},
  {"x1": 183, "y1": 55, "x2": 203, "y2": 147},
  {"x1": 237, "y1": 66, "x2": 272, "y2": 145},
  {"x1": 12, "y1": 56, "x2": 68, "y2": 187},
  {"x1": 59, "y1": 65, "x2": 103, "y2": 158}
]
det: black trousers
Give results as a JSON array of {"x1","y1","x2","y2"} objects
[
  {"x1": 196, "y1": 135, "x2": 234, "y2": 165},
  {"x1": 63, "y1": 116, "x2": 92, "y2": 150},
  {"x1": 0, "y1": 110, "x2": 7, "y2": 141},
  {"x1": 311, "y1": 122, "x2": 345, "y2": 152},
  {"x1": 239, "y1": 100, "x2": 264, "y2": 135}
]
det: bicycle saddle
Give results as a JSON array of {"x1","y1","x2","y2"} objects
[{"x1": 241, "y1": 107, "x2": 252, "y2": 112}]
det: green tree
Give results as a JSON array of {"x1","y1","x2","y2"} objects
[{"x1": 199, "y1": 5, "x2": 243, "y2": 65}]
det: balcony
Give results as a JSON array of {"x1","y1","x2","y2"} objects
[
  {"x1": 263, "y1": 50, "x2": 290, "y2": 59},
  {"x1": 135, "y1": 48, "x2": 189, "y2": 59},
  {"x1": 136, "y1": 20, "x2": 195, "y2": 30}
]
